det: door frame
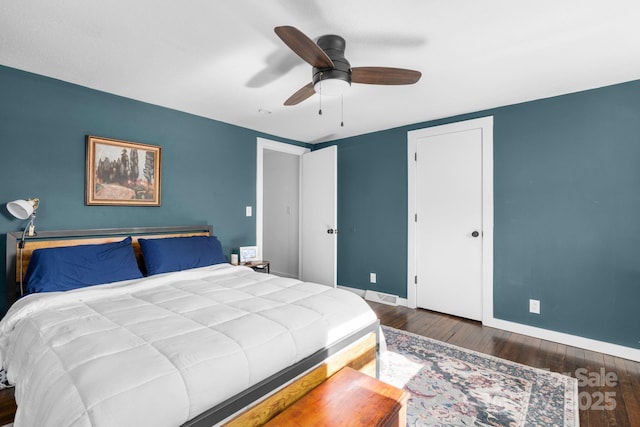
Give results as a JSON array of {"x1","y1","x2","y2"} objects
[
  {"x1": 256, "y1": 137, "x2": 310, "y2": 273},
  {"x1": 407, "y1": 116, "x2": 494, "y2": 322}
]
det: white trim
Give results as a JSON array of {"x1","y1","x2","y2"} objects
[
  {"x1": 407, "y1": 116, "x2": 494, "y2": 322},
  {"x1": 485, "y1": 317, "x2": 640, "y2": 363},
  {"x1": 338, "y1": 285, "x2": 409, "y2": 307},
  {"x1": 364, "y1": 290, "x2": 399, "y2": 306},
  {"x1": 256, "y1": 138, "x2": 309, "y2": 267}
]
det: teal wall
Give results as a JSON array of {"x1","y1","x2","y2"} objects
[
  {"x1": 323, "y1": 79, "x2": 640, "y2": 349},
  {"x1": 2, "y1": 64, "x2": 639, "y2": 350},
  {"x1": 0, "y1": 65, "x2": 305, "y2": 314}
]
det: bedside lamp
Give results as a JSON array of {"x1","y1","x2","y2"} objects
[
  {"x1": 7, "y1": 198, "x2": 40, "y2": 296},
  {"x1": 6, "y1": 198, "x2": 40, "y2": 296},
  {"x1": 7, "y1": 198, "x2": 40, "y2": 240}
]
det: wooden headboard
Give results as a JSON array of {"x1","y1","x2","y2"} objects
[{"x1": 5, "y1": 225, "x2": 213, "y2": 313}]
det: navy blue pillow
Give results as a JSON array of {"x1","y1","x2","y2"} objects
[
  {"x1": 25, "y1": 237, "x2": 143, "y2": 294},
  {"x1": 138, "y1": 235, "x2": 227, "y2": 275}
]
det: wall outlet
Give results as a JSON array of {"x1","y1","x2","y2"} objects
[
  {"x1": 369, "y1": 273, "x2": 377, "y2": 284},
  {"x1": 245, "y1": 206, "x2": 252, "y2": 217},
  {"x1": 529, "y1": 299, "x2": 540, "y2": 314}
]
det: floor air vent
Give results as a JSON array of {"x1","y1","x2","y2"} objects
[{"x1": 364, "y1": 290, "x2": 398, "y2": 306}]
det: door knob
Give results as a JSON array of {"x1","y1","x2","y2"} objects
[
  {"x1": 471, "y1": 231, "x2": 480, "y2": 237},
  {"x1": 327, "y1": 228, "x2": 338, "y2": 234}
]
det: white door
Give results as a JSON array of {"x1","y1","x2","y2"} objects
[
  {"x1": 301, "y1": 145, "x2": 337, "y2": 286},
  {"x1": 415, "y1": 128, "x2": 483, "y2": 320}
]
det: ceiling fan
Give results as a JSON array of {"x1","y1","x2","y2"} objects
[{"x1": 274, "y1": 26, "x2": 422, "y2": 106}]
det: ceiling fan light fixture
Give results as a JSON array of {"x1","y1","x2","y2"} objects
[
  {"x1": 311, "y1": 34, "x2": 351, "y2": 97},
  {"x1": 313, "y1": 77, "x2": 350, "y2": 96}
]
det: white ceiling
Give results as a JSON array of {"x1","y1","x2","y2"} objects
[{"x1": 2, "y1": 0, "x2": 639, "y2": 143}]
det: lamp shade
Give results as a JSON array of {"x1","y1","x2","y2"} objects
[{"x1": 7, "y1": 199, "x2": 36, "y2": 220}]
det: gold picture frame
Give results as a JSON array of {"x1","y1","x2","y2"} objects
[{"x1": 86, "y1": 135, "x2": 162, "y2": 206}]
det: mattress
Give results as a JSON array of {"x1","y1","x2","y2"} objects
[{"x1": 0, "y1": 264, "x2": 377, "y2": 427}]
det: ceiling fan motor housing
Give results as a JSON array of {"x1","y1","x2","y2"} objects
[{"x1": 313, "y1": 34, "x2": 351, "y2": 94}]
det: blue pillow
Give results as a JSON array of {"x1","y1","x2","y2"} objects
[
  {"x1": 139, "y1": 235, "x2": 227, "y2": 275},
  {"x1": 25, "y1": 237, "x2": 143, "y2": 294}
]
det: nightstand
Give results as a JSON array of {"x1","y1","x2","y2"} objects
[{"x1": 242, "y1": 261, "x2": 270, "y2": 274}]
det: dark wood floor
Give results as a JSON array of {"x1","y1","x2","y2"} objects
[{"x1": 368, "y1": 301, "x2": 640, "y2": 427}]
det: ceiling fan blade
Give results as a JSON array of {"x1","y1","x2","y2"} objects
[
  {"x1": 284, "y1": 82, "x2": 316, "y2": 106},
  {"x1": 351, "y1": 67, "x2": 421, "y2": 85},
  {"x1": 274, "y1": 26, "x2": 335, "y2": 69}
]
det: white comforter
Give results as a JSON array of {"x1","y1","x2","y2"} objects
[{"x1": 0, "y1": 264, "x2": 377, "y2": 427}]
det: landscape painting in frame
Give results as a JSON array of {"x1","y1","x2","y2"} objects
[{"x1": 86, "y1": 136, "x2": 162, "y2": 206}]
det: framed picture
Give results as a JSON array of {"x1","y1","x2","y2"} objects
[
  {"x1": 239, "y1": 246, "x2": 259, "y2": 263},
  {"x1": 86, "y1": 135, "x2": 162, "y2": 206}
]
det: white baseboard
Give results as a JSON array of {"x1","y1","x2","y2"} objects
[
  {"x1": 338, "y1": 285, "x2": 409, "y2": 306},
  {"x1": 338, "y1": 285, "x2": 640, "y2": 362},
  {"x1": 364, "y1": 290, "x2": 400, "y2": 306},
  {"x1": 484, "y1": 317, "x2": 640, "y2": 363}
]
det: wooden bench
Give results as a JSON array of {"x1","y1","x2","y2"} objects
[{"x1": 264, "y1": 367, "x2": 408, "y2": 426}]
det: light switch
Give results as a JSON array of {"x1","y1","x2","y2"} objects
[{"x1": 246, "y1": 206, "x2": 252, "y2": 217}]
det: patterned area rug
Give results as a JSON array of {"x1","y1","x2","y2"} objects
[{"x1": 380, "y1": 326, "x2": 579, "y2": 426}]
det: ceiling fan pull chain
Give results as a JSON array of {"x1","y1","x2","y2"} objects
[
  {"x1": 340, "y1": 94, "x2": 344, "y2": 127},
  {"x1": 318, "y1": 73, "x2": 323, "y2": 115}
]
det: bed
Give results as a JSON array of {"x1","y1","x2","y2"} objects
[{"x1": 1, "y1": 226, "x2": 379, "y2": 426}]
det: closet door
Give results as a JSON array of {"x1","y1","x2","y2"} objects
[{"x1": 413, "y1": 128, "x2": 483, "y2": 320}]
